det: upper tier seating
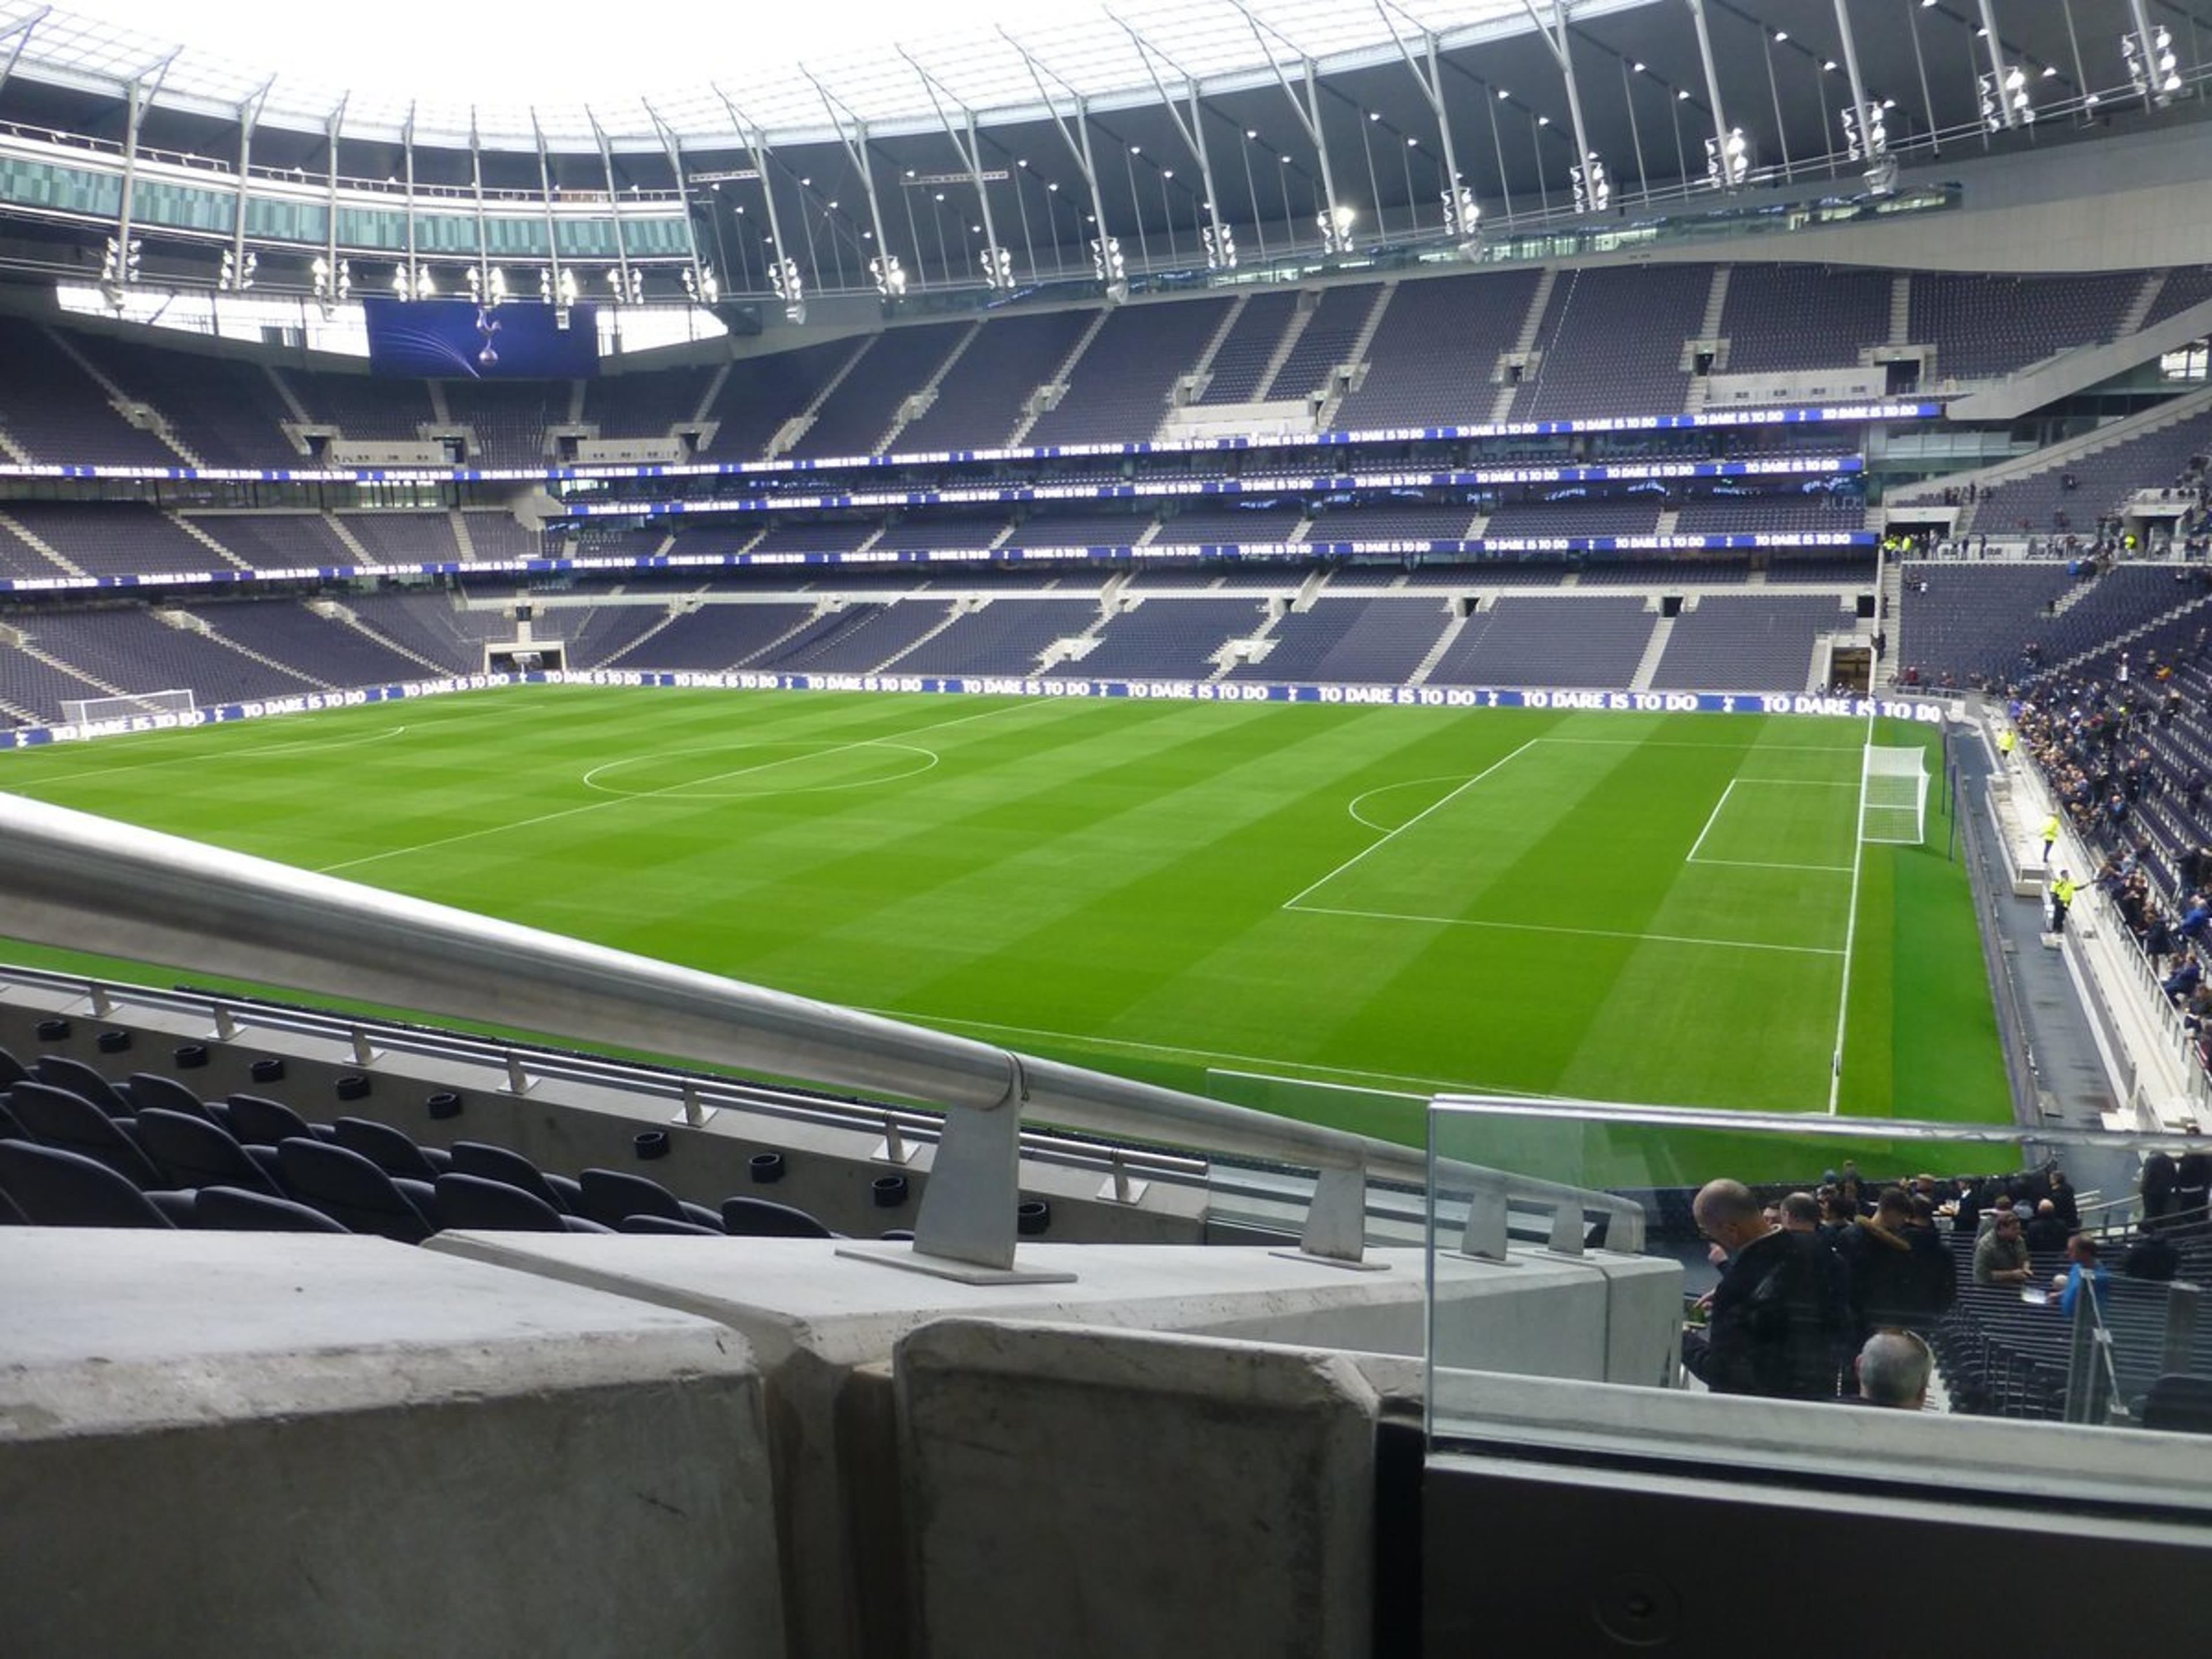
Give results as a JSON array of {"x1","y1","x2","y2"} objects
[
  {"x1": 2145, "y1": 266, "x2": 2212, "y2": 329},
  {"x1": 337, "y1": 513, "x2": 464, "y2": 565},
  {"x1": 278, "y1": 369, "x2": 434, "y2": 441},
  {"x1": 1482, "y1": 497, "x2": 1662, "y2": 539},
  {"x1": 790, "y1": 323, "x2": 971, "y2": 459},
  {"x1": 1718, "y1": 264, "x2": 1893, "y2": 373},
  {"x1": 1026, "y1": 300, "x2": 1234, "y2": 448},
  {"x1": 1267, "y1": 284, "x2": 1380, "y2": 404},
  {"x1": 1672, "y1": 492, "x2": 1867, "y2": 533},
  {"x1": 1151, "y1": 505, "x2": 1304, "y2": 545},
  {"x1": 1196, "y1": 293, "x2": 1301, "y2": 405},
  {"x1": 1331, "y1": 270, "x2": 1543, "y2": 430},
  {"x1": 1009, "y1": 508, "x2": 1157, "y2": 548},
  {"x1": 1515, "y1": 265, "x2": 1710, "y2": 421},
  {"x1": 1910, "y1": 272, "x2": 2145, "y2": 381},
  {"x1": 695, "y1": 343, "x2": 854, "y2": 461},
  {"x1": 895, "y1": 310, "x2": 1097, "y2": 454},
  {"x1": 444, "y1": 382, "x2": 555, "y2": 468},
  {"x1": 0, "y1": 318, "x2": 180, "y2": 467},
  {"x1": 69, "y1": 335, "x2": 301, "y2": 469},
  {"x1": 1646, "y1": 595, "x2": 1850, "y2": 692},
  {"x1": 586, "y1": 364, "x2": 718, "y2": 439}
]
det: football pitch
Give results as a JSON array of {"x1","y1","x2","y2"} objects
[{"x1": 0, "y1": 684, "x2": 2012, "y2": 1178}]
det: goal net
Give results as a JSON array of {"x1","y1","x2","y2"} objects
[
  {"x1": 1860, "y1": 744, "x2": 1929, "y2": 844},
  {"x1": 60, "y1": 690, "x2": 198, "y2": 726}
]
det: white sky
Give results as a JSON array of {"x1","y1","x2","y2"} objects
[{"x1": 46, "y1": 0, "x2": 1106, "y2": 106}]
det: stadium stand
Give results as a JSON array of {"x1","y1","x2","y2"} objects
[
  {"x1": 895, "y1": 309, "x2": 1097, "y2": 452},
  {"x1": 68, "y1": 334, "x2": 302, "y2": 468},
  {"x1": 1910, "y1": 272, "x2": 2147, "y2": 381},
  {"x1": 2, "y1": 503, "x2": 226, "y2": 578},
  {"x1": 1225, "y1": 596, "x2": 1450, "y2": 684},
  {"x1": 19, "y1": 605, "x2": 319, "y2": 709},
  {"x1": 278, "y1": 366, "x2": 435, "y2": 441},
  {"x1": 604, "y1": 602, "x2": 814, "y2": 670},
  {"x1": 1645, "y1": 595, "x2": 1851, "y2": 692},
  {"x1": 1265, "y1": 282, "x2": 1381, "y2": 404},
  {"x1": 1025, "y1": 297, "x2": 1232, "y2": 446},
  {"x1": 1426, "y1": 596, "x2": 1656, "y2": 688},
  {"x1": 1062, "y1": 596, "x2": 1267, "y2": 678},
  {"x1": 1516, "y1": 264, "x2": 1709, "y2": 419},
  {"x1": 443, "y1": 381, "x2": 556, "y2": 467},
  {"x1": 185, "y1": 513, "x2": 358, "y2": 570},
  {"x1": 585, "y1": 363, "x2": 719, "y2": 439},
  {"x1": 1717, "y1": 264, "x2": 1893, "y2": 373},
  {"x1": 890, "y1": 596, "x2": 1100, "y2": 675},
  {"x1": 336, "y1": 512, "x2": 464, "y2": 565},
  {"x1": 1194, "y1": 291, "x2": 1301, "y2": 405},
  {"x1": 695, "y1": 342, "x2": 856, "y2": 460},
  {"x1": 789, "y1": 322, "x2": 970, "y2": 458},
  {"x1": 0, "y1": 317, "x2": 181, "y2": 467},
  {"x1": 1331, "y1": 268, "x2": 1543, "y2": 429}
]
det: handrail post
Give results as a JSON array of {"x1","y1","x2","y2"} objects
[
  {"x1": 1294, "y1": 1162, "x2": 1377, "y2": 1267},
  {"x1": 1458, "y1": 1174, "x2": 1510, "y2": 1263},
  {"x1": 2165, "y1": 1280, "x2": 2202, "y2": 1379}
]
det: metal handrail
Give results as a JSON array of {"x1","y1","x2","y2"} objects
[{"x1": 0, "y1": 789, "x2": 1640, "y2": 1270}]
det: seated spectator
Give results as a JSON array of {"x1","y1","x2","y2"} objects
[
  {"x1": 2164, "y1": 956, "x2": 2202, "y2": 1002},
  {"x1": 1974, "y1": 1209, "x2": 2034, "y2": 1286},
  {"x1": 1853, "y1": 1330, "x2": 1934, "y2": 1411}
]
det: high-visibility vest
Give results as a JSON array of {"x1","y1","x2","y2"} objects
[{"x1": 2053, "y1": 877, "x2": 2078, "y2": 905}]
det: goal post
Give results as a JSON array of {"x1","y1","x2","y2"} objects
[
  {"x1": 1859, "y1": 743, "x2": 1929, "y2": 845},
  {"x1": 59, "y1": 690, "x2": 198, "y2": 726}
]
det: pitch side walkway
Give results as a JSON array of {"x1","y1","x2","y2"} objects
[{"x1": 1954, "y1": 736, "x2": 2135, "y2": 1202}]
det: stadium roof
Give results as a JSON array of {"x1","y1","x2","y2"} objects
[{"x1": 0, "y1": 0, "x2": 1559, "y2": 147}]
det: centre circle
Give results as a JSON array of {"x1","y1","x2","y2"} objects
[{"x1": 581, "y1": 740, "x2": 940, "y2": 800}]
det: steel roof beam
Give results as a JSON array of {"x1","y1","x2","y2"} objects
[
  {"x1": 530, "y1": 109, "x2": 566, "y2": 312},
  {"x1": 1378, "y1": 0, "x2": 1472, "y2": 237},
  {"x1": 639, "y1": 100, "x2": 711, "y2": 306},
  {"x1": 1225, "y1": 0, "x2": 1348, "y2": 252},
  {"x1": 714, "y1": 86, "x2": 800, "y2": 315},
  {"x1": 1683, "y1": 0, "x2": 1736, "y2": 186},
  {"x1": 1115, "y1": 16, "x2": 1231, "y2": 267},
  {"x1": 320, "y1": 95, "x2": 346, "y2": 312},
  {"x1": 229, "y1": 76, "x2": 271, "y2": 301},
  {"x1": 0, "y1": 6, "x2": 50, "y2": 104},
  {"x1": 806, "y1": 71, "x2": 900, "y2": 297},
  {"x1": 907, "y1": 51, "x2": 1011, "y2": 291},
  {"x1": 111, "y1": 48, "x2": 177, "y2": 300},
  {"x1": 1520, "y1": 0, "x2": 1599, "y2": 210},
  {"x1": 589, "y1": 113, "x2": 634, "y2": 306},
  {"x1": 1003, "y1": 35, "x2": 1118, "y2": 289}
]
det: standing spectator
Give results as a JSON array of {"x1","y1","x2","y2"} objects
[
  {"x1": 2141, "y1": 1151, "x2": 2179, "y2": 1228},
  {"x1": 1681, "y1": 1180, "x2": 1848, "y2": 1400},
  {"x1": 1837, "y1": 1188, "x2": 1955, "y2": 1343},
  {"x1": 2054, "y1": 1233, "x2": 2111, "y2": 1317}
]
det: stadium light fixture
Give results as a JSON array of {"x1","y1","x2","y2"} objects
[
  {"x1": 1569, "y1": 152, "x2": 1610, "y2": 214},
  {"x1": 869, "y1": 253, "x2": 908, "y2": 297},
  {"x1": 1441, "y1": 185, "x2": 1480, "y2": 238},
  {"x1": 1703, "y1": 127, "x2": 1749, "y2": 189},
  {"x1": 1090, "y1": 234, "x2": 1127, "y2": 303},
  {"x1": 1840, "y1": 101, "x2": 1887, "y2": 162},
  {"x1": 1316, "y1": 202, "x2": 1357, "y2": 255},
  {"x1": 1201, "y1": 219, "x2": 1236, "y2": 271},
  {"x1": 2123, "y1": 26, "x2": 2184, "y2": 104},
  {"x1": 218, "y1": 248, "x2": 255, "y2": 293},
  {"x1": 982, "y1": 245, "x2": 1014, "y2": 291}
]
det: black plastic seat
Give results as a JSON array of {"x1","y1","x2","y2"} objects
[
  {"x1": 334, "y1": 1117, "x2": 452, "y2": 1180},
  {"x1": 225, "y1": 1093, "x2": 323, "y2": 1147},
  {"x1": 578, "y1": 1167, "x2": 724, "y2": 1233},
  {"x1": 449, "y1": 1141, "x2": 583, "y2": 1215},
  {"x1": 618, "y1": 1214, "x2": 724, "y2": 1237},
  {"x1": 194, "y1": 1185, "x2": 352, "y2": 1233},
  {"x1": 7, "y1": 1081, "x2": 165, "y2": 1188},
  {"x1": 721, "y1": 1195, "x2": 835, "y2": 1238},
  {"x1": 32, "y1": 1055, "x2": 134, "y2": 1118},
  {"x1": 276, "y1": 1138, "x2": 434, "y2": 1244},
  {"x1": 125, "y1": 1072, "x2": 217, "y2": 1121},
  {"x1": 0, "y1": 1043, "x2": 28, "y2": 1090},
  {"x1": 0, "y1": 1141, "x2": 187, "y2": 1228},
  {"x1": 134, "y1": 1107, "x2": 286, "y2": 1197},
  {"x1": 433, "y1": 1173, "x2": 610, "y2": 1234},
  {"x1": 2142, "y1": 1373, "x2": 2212, "y2": 1435}
]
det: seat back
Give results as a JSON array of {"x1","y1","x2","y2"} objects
[
  {"x1": 619, "y1": 1214, "x2": 724, "y2": 1236},
  {"x1": 449, "y1": 1141, "x2": 570, "y2": 1212},
  {"x1": 7, "y1": 1081, "x2": 165, "y2": 1188},
  {"x1": 2143, "y1": 1373, "x2": 2212, "y2": 1435},
  {"x1": 433, "y1": 1172, "x2": 567, "y2": 1233},
  {"x1": 32, "y1": 1055, "x2": 133, "y2": 1117},
  {"x1": 578, "y1": 1166, "x2": 686, "y2": 1229},
  {"x1": 721, "y1": 1195, "x2": 834, "y2": 1238},
  {"x1": 276, "y1": 1138, "x2": 431, "y2": 1244},
  {"x1": 334, "y1": 1117, "x2": 442, "y2": 1180},
  {"x1": 126, "y1": 1072, "x2": 215, "y2": 1121},
  {"x1": 195, "y1": 1185, "x2": 351, "y2": 1233},
  {"x1": 226, "y1": 1093, "x2": 317, "y2": 1147},
  {"x1": 0, "y1": 1141, "x2": 177, "y2": 1228},
  {"x1": 134, "y1": 1108, "x2": 283, "y2": 1196},
  {"x1": 0, "y1": 1043, "x2": 28, "y2": 1090}
]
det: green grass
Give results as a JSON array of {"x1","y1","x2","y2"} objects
[{"x1": 0, "y1": 684, "x2": 2012, "y2": 1181}]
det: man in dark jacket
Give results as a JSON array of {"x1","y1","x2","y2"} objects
[
  {"x1": 1682, "y1": 1179, "x2": 1848, "y2": 1400},
  {"x1": 1835, "y1": 1188, "x2": 1956, "y2": 1340}
]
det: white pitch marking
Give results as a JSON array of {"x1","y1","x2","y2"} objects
[
  {"x1": 1346, "y1": 774, "x2": 1477, "y2": 832},
  {"x1": 581, "y1": 740, "x2": 941, "y2": 800},
  {"x1": 852, "y1": 1005, "x2": 1560, "y2": 1100},
  {"x1": 315, "y1": 699, "x2": 1042, "y2": 874},
  {"x1": 1283, "y1": 901, "x2": 1847, "y2": 957},
  {"x1": 1285, "y1": 737, "x2": 1542, "y2": 911},
  {"x1": 0, "y1": 724, "x2": 409, "y2": 790},
  {"x1": 1684, "y1": 780, "x2": 1738, "y2": 865},
  {"x1": 1691, "y1": 857, "x2": 1853, "y2": 874}
]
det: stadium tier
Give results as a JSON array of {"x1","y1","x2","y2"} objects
[
  {"x1": 1194, "y1": 290, "x2": 1301, "y2": 405},
  {"x1": 894, "y1": 309, "x2": 1097, "y2": 452},
  {"x1": 1645, "y1": 595, "x2": 1856, "y2": 692},
  {"x1": 1331, "y1": 268, "x2": 1544, "y2": 429},
  {"x1": 1025, "y1": 297, "x2": 1234, "y2": 446},
  {"x1": 789, "y1": 321, "x2": 972, "y2": 459}
]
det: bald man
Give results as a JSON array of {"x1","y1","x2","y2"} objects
[{"x1": 1681, "y1": 1179, "x2": 1849, "y2": 1400}]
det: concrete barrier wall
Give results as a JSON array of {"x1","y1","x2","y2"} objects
[
  {"x1": 0, "y1": 1232, "x2": 785, "y2": 1658},
  {"x1": 897, "y1": 1319, "x2": 1397, "y2": 1659}
]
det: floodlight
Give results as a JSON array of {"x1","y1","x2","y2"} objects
[
  {"x1": 1441, "y1": 186, "x2": 1480, "y2": 237},
  {"x1": 1316, "y1": 203, "x2": 1357, "y2": 255},
  {"x1": 1089, "y1": 236, "x2": 1125, "y2": 283},
  {"x1": 869, "y1": 254, "x2": 908, "y2": 297},
  {"x1": 770, "y1": 257, "x2": 802, "y2": 305},
  {"x1": 1201, "y1": 222, "x2": 1237, "y2": 271},
  {"x1": 1570, "y1": 152, "x2": 1611, "y2": 214},
  {"x1": 1703, "y1": 128, "x2": 1749, "y2": 189},
  {"x1": 218, "y1": 248, "x2": 255, "y2": 293},
  {"x1": 100, "y1": 236, "x2": 142, "y2": 286},
  {"x1": 1840, "y1": 102, "x2": 1887, "y2": 162},
  {"x1": 982, "y1": 246, "x2": 1014, "y2": 291},
  {"x1": 415, "y1": 267, "x2": 437, "y2": 299}
]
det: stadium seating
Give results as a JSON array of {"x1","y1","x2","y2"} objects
[
  {"x1": 1645, "y1": 596, "x2": 1851, "y2": 692},
  {"x1": 1026, "y1": 298, "x2": 1233, "y2": 446},
  {"x1": 1063, "y1": 597, "x2": 1267, "y2": 679},
  {"x1": 791, "y1": 322, "x2": 971, "y2": 458},
  {"x1": 1196, "y1": 291, "x2": 1301, "y2": 405},
  {"x1": 1718, "y1": 264, "x2": 1893, "y2": 373},
  {"x1": 0, "y1": 317, "x2": 181, "y2": 467},
  {"x1": 1267, "y1": 283, "x2": 1381, "y2": 406},
  {"x1": 1426, "y1": 597, "x2": 1656, "y2": 688},
  {"x1": 896, "y1": 310, "x2": 1097, "y2": 452},
  {"x1": 1225, "y1": 597, "x2": 1451, "y2": 684},
  {"x1": 1332, "y1": 269, "x2": 1543, "y2": 429},
  {"x1": 1515, "y1": 265, "x2": 1709, "y2": 419},
  {"x1": 1910, "y1": 272, "x2": 2145, "y2": 382}
]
